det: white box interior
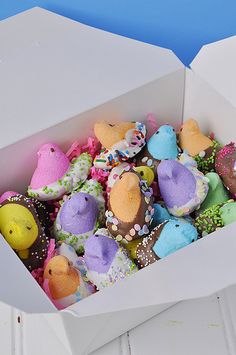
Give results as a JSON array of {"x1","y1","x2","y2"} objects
[{"x1": 1, "y1": 7, "x2": 236, "y2": 355}]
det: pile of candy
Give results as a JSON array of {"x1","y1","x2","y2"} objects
[{"x1": 0, "y1": 117, "x2": 236, "y2": 310}]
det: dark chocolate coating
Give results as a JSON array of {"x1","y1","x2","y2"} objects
[
  {"x1": 215, "y1": 142, "x2": 236, "y2": 197},
  {"x1": 133, "y1": 146, "x2": 160, "y2": 177},
  {"x1": 106, "y1": 172, "x2": 153, "y2": 242},
  {"x1": 195, "y1": 140, "x2": 221, "y2": 174},
  {"x1": 194, "y1": 202, "x2": 225, "y2": 236},
  {"x1": 0, "y1": 195, "x2": 50, "y2": 271},
  {"x1": 136, "y1": 222, "x2": 166, "y2": 268}
]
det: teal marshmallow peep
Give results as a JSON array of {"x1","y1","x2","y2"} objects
[
  {"x1": 153, "y1": 219, "x2": 198, "y2": 258},
  {"x1": 147, "y1": 124, "x2": 179, "y2": 160},
  {"x1": 136, "y1": 218, "x2": 198, "y2": 268}
]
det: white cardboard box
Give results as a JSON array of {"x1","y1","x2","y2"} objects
[{"x1": 1, "y1": 7, "x2": 236, "y2": 355}]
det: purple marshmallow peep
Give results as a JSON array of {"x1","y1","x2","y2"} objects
[
  {"x1": 54, "y1": 192, "x2": 99, "y2": 254},
  {"x1": 84, "y1": 229, "x2": 138, "y2": 290},
  {"x1": 158, "y1": 159, "x2": 208, "y2": 216},
  {"x1": 84, "y1": 233, "x2": 119, "y2": 273}
]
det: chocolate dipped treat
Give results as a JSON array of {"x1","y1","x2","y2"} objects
[
  {"x1": 0, "y1": 194, "x2": 50, "y2": 271},
  {"x1": 93, "y1": 121, "x2": 146, "y2": 170},
  {"x1": 28, "y1": 143, "x2": 92, "y2": 201},
  {"x1": 84, "y1": 229, "x2": 137, "y2": 290},
  {"x1": 54, "y1": 192, "x2": 99, "y2": 254},
  {"x1": 137, "y1": 219, "x2": 198, "y2": 268},
  {"x1": 179, "y1": 118, "x2": 220, "y2": 173},
  {"x1": 134, "y1": 124, "x2": 179, "y2": 175},
  {"x1": 43, "y1": 255, "x2": 92, "y2": 309},
  {"x1": 157, "y1": 159, "x2": 209, "y2": 216},
  {"x1": 215, "y1": 142, "x2": 236, "y2": 197},
  {"x1": 195, "y1": 199, "x2": 236, "y2": 236},
  {"x1": 197, "y1": 172, "x2": 230, "y2": 215},
  {"x1": 106, "y1": 171, "x2": 154, "y2": 242}
]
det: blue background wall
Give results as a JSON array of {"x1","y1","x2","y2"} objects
[{"x1": 1, "y1": 0, "x2": 236, "y2": 65}]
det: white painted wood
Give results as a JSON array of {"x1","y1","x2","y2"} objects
[
  {"x1": 129, "y1": 294, "x2": 230, "y2": 355},
  {"x1": 0, "y1": 303, "x2": 14, "y2": 354}
]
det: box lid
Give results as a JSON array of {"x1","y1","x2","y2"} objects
[
  {"x1": 191, "y1": 36, "x2": 236, "y2": 108},
  {"x1": 0, "y1": 7, "x2": 183, "y2": 150},
  {"x1": 0, "y1": 236, "x2": 56, "y2": 313}
]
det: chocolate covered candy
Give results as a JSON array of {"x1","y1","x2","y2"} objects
[
  {"x1": 93, "y1": 121, "x2": 146, "y2": 170},
  {"x1": 137, "y1": 219, "x2": 198, "y2": 268},
  {"x1": 179, "y1": 118, "x2": 220, "y2": 173},
  {"x1": 157, "y1": 159, "x2": 209, "y2": 216},
  {"x1": 0, "y1": 194, "x2": 50, "y2": 271},
  {"x1": 84, "y1": 229, "x2": 137, "y2": 290},
  {"x1": 215, "y1": 142, "x2": 236, "y2": 197},
  {"x1": 28, "y1": 143, "x2": 92, "y2": 200},
  {"x1": 134, "y1": 124, "x2": 179, "y2": 174},
  {"x1": 195, "y1": 199, "x2": 236, "y2": 236},
  {"x1": 54, "y1": 192, "x2": 99, "y2": 254},
  {"x1": 106, "y1": 171, "x2": 154, "y2": 242}
]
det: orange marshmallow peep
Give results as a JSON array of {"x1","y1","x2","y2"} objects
[
  {"x1": 179, "y1": 118, "x2": 213, "y2": 157},
  {"x1": 94, "y1": 121, "x2": 135, "y2": 149}
]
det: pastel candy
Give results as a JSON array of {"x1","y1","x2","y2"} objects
[
  {"x1": 0, "y1": 194, "x2": 50, "y2": 271},
  {"x1": 147, "y1": 125, "x2": 178, "y2": 160},
  {"x1": 54, "y1": 192, "x2": 99, "y2": 254},
  {"x1": 195, "y1": 200, "x2": 236, "y2": 236},
  {"x1": 30, "y1": 143, "x2": 70, "y2": 189},
  {"x1": 179, "y1": 119, "x2": 213, "y2": 157},
  {"x1": 106, "y1": 172, "x2": 153, "y2": 241},
  {"x1": 152, "y1": 203, "x2": 172, "y2": 226},
  {"x1": 134, "y1": 124, "x2": 179, "y2": 173},
  {"x1": 137, "y1": 219, "x2": 198, "y2": 268},
  {"x1": 94, "y1": 121, "x2": 136, "y2": 149},
  {"x1": 215, "y1": 142, "x2": 236, "y2": 197},
  {"x1": 93, "y1": 121, "x2": 146, "y2": 170},
  {"x1": 220, "y1": 201, "x2": 236, "y2": 226},
  {"x1": 158, "y1": 159, "x2": 208, "y2": 216},
  {"x1": 28, "y1": 142, "x2": 92, "y2": 201},
  {"x1": 134, "y1": 166, "x2": 154, "y2": 186},
  {"x1": 84, "y1": 230, "x2": 137, "y2": 290},
  {"x1": 198, "y1": 172, "x2": 230, "y2": 214},
  {"x1": 43, "y1": 255, "x2": 90, "y2": 309}
]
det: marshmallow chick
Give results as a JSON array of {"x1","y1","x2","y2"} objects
[
  {"x1": 93, "y1": 121, "x2": 146, "y2": 170},
  {"x1": 74, "y1": 179, "x2": 105, "y2": 225},
  {"x1": 84, "y1": 229, "x2": 138, "y2": 290},
  {"x1": 0, "y1": 194, "x2": 50, "y2": 271},
  {"x1": 133, "y1": 166, "x2": 154, "y2": 186},
  {"x1": 179, "y1": 119, "x2": 220, "y2": 173},
  {"x1": 54, "y1": 192, "x2": 99, "y2": 254},
  {"x1": 136, "y1": 219, "x2": 198, "y2": 268},
  {"x1": 195, "y1": 199, "x2": 236, "y2": 236},
  {"x1": 134, "y1": 125, "x2": 179, "y2": 173},
  {"x1": 43, "y1": 255, "x2": 89, "y2": 310},
  {"x1": 106, "y1": 172, "x2": 154, "y2": 242},
  {"x1": 215, "y1": 142, "x2": 236, "y2": 198},
  {"x1": 28, "y1": 143, "x2": 92, "y2": 201},
  {"x1": 197, "y1": 172, "x2": 230, "y2": 215},
  {"x1": 157, "y1": 159, "x2": 209, "y2": 216}
]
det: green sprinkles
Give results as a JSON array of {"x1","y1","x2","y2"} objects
[
  {"x1": 195, "y1": 202, "x2": 225, "y2": 235},
  {"x1": 195, "y1": 139, "x2": 221, "y2": 174}
]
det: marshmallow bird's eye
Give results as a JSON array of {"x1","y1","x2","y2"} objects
[{"x1": 50, "y1": 147, "x2": 55, "y2": 153}]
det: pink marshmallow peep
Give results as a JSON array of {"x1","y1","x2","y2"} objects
[
  {"x1": 0, "y1": 191, "x2": 18, "y2": 204},
  {"x1": 30, "y1": 143, "x2": 70, "y2": 189}
]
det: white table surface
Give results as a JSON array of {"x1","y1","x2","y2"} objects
[{"x1": 1, "y1": 285, "x2": 236, "y2": 355}]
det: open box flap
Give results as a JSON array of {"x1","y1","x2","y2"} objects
[
  {"x1": 66, "y1": 222, "x2": 236, "y2": 317},
  {"x1": 0, "y1": 236, "x2": 57, "y2": 313},
  {"x1": 0, "y1": 7, "x2": 183, "y2": 150},
  {"x1": 191, "y1": 36, "x2": 236, "y2": 108}
]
